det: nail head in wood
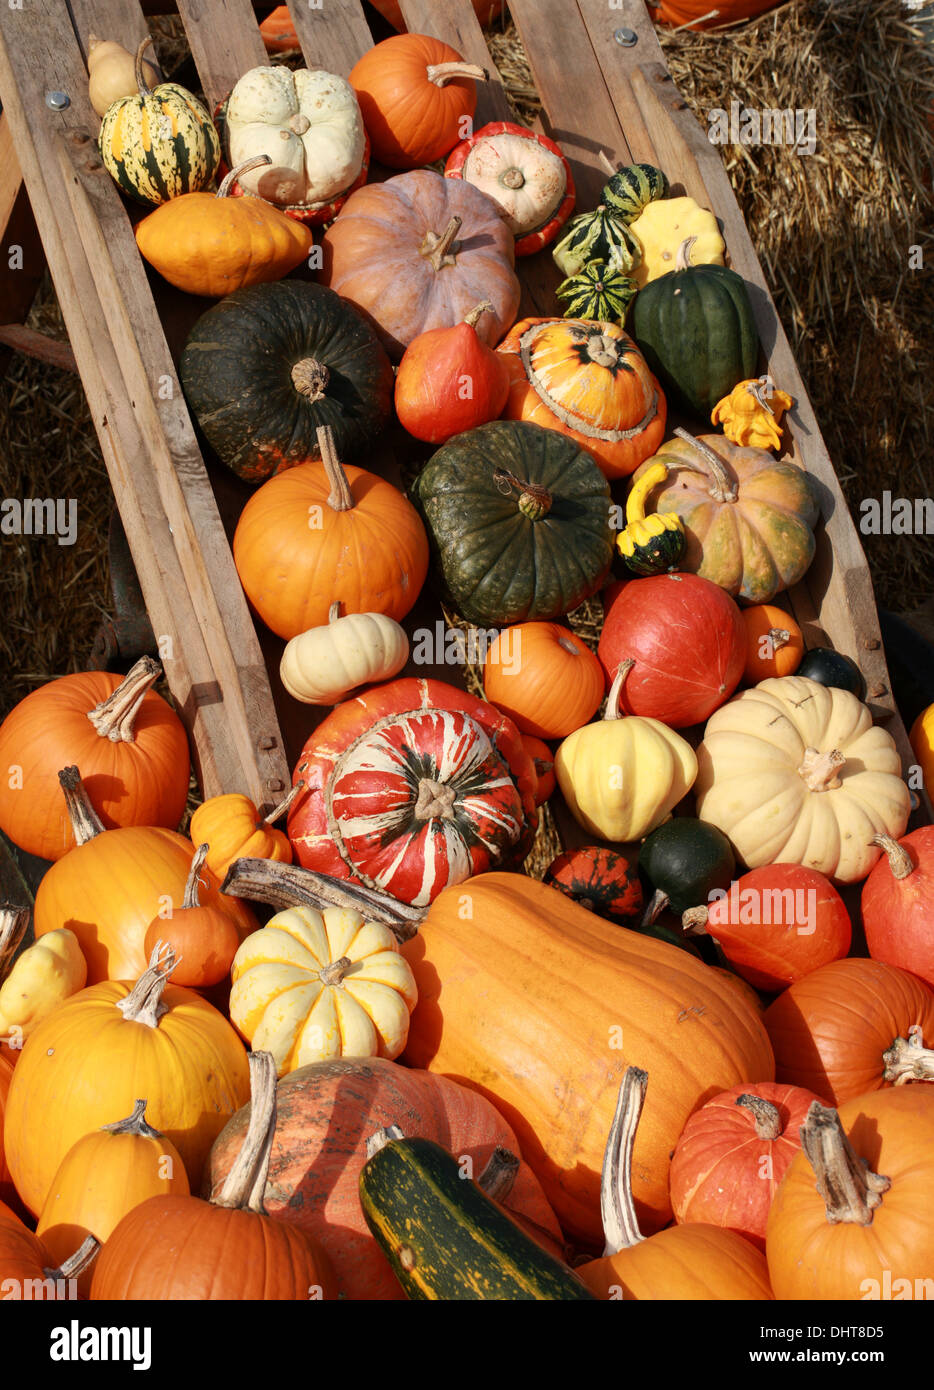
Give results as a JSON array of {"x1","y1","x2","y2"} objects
[
  {"x1": 266, "y1": 778, "x2": 285, "y2": 792},
  {"x1": 614, "y1": 28, "x2": 638, "y2": 46},
  {"x1": 46, "y1": 91, "x2": 70, "y2": 110}
]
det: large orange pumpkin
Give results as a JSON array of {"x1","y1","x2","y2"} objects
[
  {"x1": 233, "y1": 425, "x2": 429, "y2": 641},
  {"x1": 482, "y1": 622, "x2": 604, "y2": 739},
  {"x1": 368, "y1": 0, "x2": 504, "y2": 31},
  {"x1": 0, "y1": 658, "x2": 189, "y2": 861},
  {"x1": 3, "y1": 942, "x2": 250, "y2": 1217},
  {"x1": 0, "y1": 1198, "x2": 96, "y2": 1297},
  {"x1": 0, "y1": 1055, "x2": 15, "y2": 1208},
  {"x1": 349, "y1": 34, "x2": 484, "y2": 169},
  {"x1": 32, "y1": 766, "x2": 257, "y2": 984},
  {"x1": 91, "y1": 1052, "x2": 335, "y2": 1300},
  {"x1": 497, "y1": 318, "x2": 667, "y2": 480},
  {"x1": 577, "y1": 1069, "x2": 774, "y2": 1298},
  {"x1": 766, "y1": 1088, "x2": 934, "y2": 1300},
  {"x1": 204, "y1": 1055, "x2": 564, "y2": 1301}
]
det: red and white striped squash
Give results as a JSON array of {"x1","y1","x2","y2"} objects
[
  {"x1": 444, "y1": 122, "x2": 576, "y2": 256},
  {"x1": 288, "y1": 679, "x2": 538, "y2": 907}
]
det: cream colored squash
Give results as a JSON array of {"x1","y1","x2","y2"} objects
[
  {"x1": 229, "y1": 904, "x2": 418, "y2": 1075},
  {"x1": 554, "y1": 661, "x2": 698, "y2": 841},
  {"x1": 280, "y1": 603, "x2": 409, "y2": 705},
  {"x1": 0, "y1": 927, "x2": 87, "y2": 1045},
  {"x1": 87, "y1": 35, "x2": 160, "y2": 118},
  {"x1": 459, "y1": 130, "x2": 567, "y2": 236},
  {"x1": 695, "y1": 675, "x2": 911, "y2": 884},
  {"x1": 629, "y1": 196, "x2": 725, "y2": 288},
  {"x1": 226, "y1": 65, "x2": 366, "y2": 208}
]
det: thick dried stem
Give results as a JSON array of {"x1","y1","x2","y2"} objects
[
  {"x1": 134, "y1": 36, "x2": 155, "y2": 97},
  {"x1": 870, "y1": 833, "x2": 915, "y2": 881},
  {"x1": 492, "y1": 467, "x2": 552, "y2": 521},
  {"x1": 366, "y1": 1124, "x2": 404, "y2": 1160},
  {"x1": 58, "y1": 765, "x2": 105, "y2": 845},
  {"x1": 672, "y1": 427, "x2": 739, "y2": 503},
  {"x1": 414, "y1": 778, "x2": 457, "y2": 821},
  {"x1": 214, "y1": 1051, "x2": 277, "y2": 1213},
  {"x1": 425, "y1": 60, "x2": 487, "y2": 86},
  {"x1": 263, "y1": 781, "x2": 303, "y2": 825},
  {"x1": 101, "y1": 1098, "x2": 163, "y2": 1139},
  {"x1": 419, "y1": 216, "x2": 462, "y2": 271},
  {"x1": 463, "y1": 299, "x2": 495, "y2": 329},
  {"x1": 477, "y1": 1146, "x2": 520, "y2": 1200},
  {"x1": 292, "y1": 359, "x2": 330, "y2": 403},
  {"x1": 798, "y1": 747, "x2": 846, "y2": 791},
  {"x1": 116, "y1": 941, "x2": 176, "y2": 1029},
  {"x1": 316, "y1": 424, "x2": 354, "y2": 512},
  {"x1": 604, "y1": 660, "x2": 635, "y2": 721},
  {"x1": 182, "y1": 844, "x2": 210, "y2": 910},
  {"x1": 799, "y1": 1101, "x2": 890, "y2": 1225},
  {"x1": 882, "y1": 1026, "x2": 934, "y2": 1084},
  {"x1": 86, "y1": 656, "x2": 162, "y2": 743},
  {"x1": 681, "y1": 905, "x2": 709, "y2": 936},
  {"x1": 639, "y1": 888, "x2": 669, "y2": 929},
  {"x1": 218, "y1": 153, "x2": 272, "y2": 197},
  {"x1": 221, "y1": 858, "x2": 425, "y2": 938},
  {"x1": 735, "y1": 1094, "x2": 782, "y2": 1141},
  {"x1": 45, "y1": 1235, "x2": 100, "y2": 1283},
  {"x1": 0, "y1": 904, "x2": 29, "y2": 979},
  {"x1": 600, "y1": 1067, "x2": 649, "y2": 1256},
  {"x1": 768, "y1": 627, "x2": 791, "y2": 651},
  {"x1": 318, "y1": 955, "x2": 353, "y2": 986}
]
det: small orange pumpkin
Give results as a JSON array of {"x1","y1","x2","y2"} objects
[
  {"x1": 394, "y1": 301, "x2": 511, "y2": 444},
  {"x1": 483, "y1": 621, "x2": 604, "y2": 739},
  {"x1": 189, "y1": 785, "x2": 299, "y2": 883},
  {"x1": 497, "y1": 318, "x2": 667, "y2": 480},
  {"x1": 521, "y1": 734, "x2": 555, "y2": 805},
  {"x1": 741, "y1": 604, "x2": 804, "y2": 683},
  {"x1": 144, "y1": 844, "x2": 242, "y2": 989}
]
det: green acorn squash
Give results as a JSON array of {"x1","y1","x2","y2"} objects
[
  {"x1": 179, "y1": 280, "x2": 394, "y2": 483},
  {"x1": 603, "y1": 163, "x2": 669, "y2": 222},
  {"x1": 411, "y1": 420, "x2": 614, "y2": 626},
  {"x1": 640, "y1": 819, "x2": 736, "y2": 920},
  {"x1": 631, "y1": 238, "x2": 759, "y2": 419}
]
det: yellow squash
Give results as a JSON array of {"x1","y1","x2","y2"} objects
[
  {"x1": 554, "y1": 661, "x2": 697, "y2": 841},
  {"x1": 0, "y1": 926, "x2": 86, "y2": 1047},
  {"x1": 628, "y1": 196, "x2": 724, "y2": 288}
]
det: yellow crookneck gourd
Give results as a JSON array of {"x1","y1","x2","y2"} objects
[
  {"x1": 616, "y1": 461, "x2": 686, "y2": 576},
  {"x1": 554, "y1": 662, "x2": 697, "y2": 842},
  {"x1": 0, "y1": 904, "x2": 86, "y2": 1049},
  {"x1": 711, "y1": 375, "x2": 794, "y2": 451}
]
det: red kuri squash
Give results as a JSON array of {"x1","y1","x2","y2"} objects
[
  {"x1": 394, "y1": 301, "x2": 511, "y2": 444},
  {"x1": 862, "y1": 828, "x2": 934, "y2": 990},
  {"x1": 482, "y1": 621, "x2": 604, "y2": 739}
]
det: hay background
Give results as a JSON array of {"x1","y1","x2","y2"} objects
[{"x1": 1, "y1": 0, "x2": 932, "y2": 870}]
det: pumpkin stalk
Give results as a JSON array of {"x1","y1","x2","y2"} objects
[
  {"x1": 671, "y1": 427, "x2": 739, "y2": 503},
  {"x1": 134, "y1": 36, "x2": 156, "y2": 98},
  {"x1": 477, "y1": 1146, "x2": 520, "y2": 1201},
  {"x1": 218, "y1": 153, "x2": 272, "y2": 198},
  {"x1": 425, "y1": 60, "x2": 488, "y2": 87},
  {"x1": 419, "y1": 216, "x2": 462, "y2": 271},
  {"x1": 262, "y1": 781, "x2": 304, "y2": 826},
  {"x1": 366, "y1": 1124, "x2": 404, "y2": 1160},
  {"x1": 639, "y1": 888, "x2": 669, "y2": 929},
  {"x1": 292, "y1": 359, "x2": 331, "y2": 403},
  {"x1": 492, "y1": 467, "x2": 553, "y2": 521},
  {"x1": 414, "y1": 778, "x2": 457, "y2": 821},
  {"x1": 318, "y1": 955, "x2": 353, "y2": 986},
  {"x1": 86, "y1": 655, "x2": 162, "y2": 743},
  {"x1": 681, "y1": 905, "x2": 709, "y2": 935},
  {"x1": 797, "y1": 747, "x2": 846, "y2": 792},
  {"x1": 870, "y1": 832, "x2": 915, "y2": 881},
  {"x1": 316, "y1": 424, "x2": 355, "y2": 511},
  {"x1": 735, "y1": 1094, "x2": 782, "y2": 1141},
  {"x1": 101, "y1": 1098, "x2": 163, "y2": 1139},
  {"x1": 44, "y1": 1234, "x2": 101, "y2": 1284},
  {"x1": 116, "y1": 941, "x2": 177, "y2": 1029},
  {"x1": 799, "y1": 1101, "x2": 890, "y2": 1226},
  {"x1": 0, "y1": 903, "x2": 30, "y2": 978},
  {"x1": 675, "y1": 236, "x2": 697, "y2": 272},
  {"x1": 182, "y1": 843, "x2": 210, "y2": 910},
  {"x1": 463, "y1": 299, "x2": 495, "y2": 329},
  {"x1": 213, "y1": 1051, "x2": 277, "y2": 1213},
  {"x1": 221, "y1": 857, "x2": 425, "y2": 937},
  {"x1": 599, "y1": 1067, "x2": 649, "y2": 1256},
  {"x1": 58, "y1": 765, "x2": 106, "y2": 845},
  {"x1": 768, "y1": 627, "x2": 791, "y2": 652},
  {"x1": 882, "y1": 1026, "x2": 934, "y2": 1084},
  {"x1": 604, "y1": 660, "x2": 635, "y2": 721}
]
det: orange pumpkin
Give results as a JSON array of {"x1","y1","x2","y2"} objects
[
  {"x1": 652, "y1": 0, "x2": 782, "y2": 29},
  {"x1": 497, "y1": 318, "x2": 667, "y2": 480},
  {"x1": 369, "y1": 0, "x2": 504, "y2": 30},
  {"x1": 766, "y1": 1088, "x2": 934, "y2": 1300},
  {"x1": 0, "y1": 1054, "x2": 15, "y2": 1207},
  {"x1": 394, "y1": 301, "x2": 512, "y2": 444},
  {"x1": 741, "y1": 604, "x2": 804, "y2": 683},
  {"x1": 0, "y1": 1198, "x2": 96, "y2": 1297},
  {"x1": 36, "y1": 1099, "x2": 189, "y2": 1298},
  {"x1": 90, "y1": 1052, "x2": 336, "y2": 1300},
  {"x1": 233, "y1": 425, "x2": 429, "y2": 641},
  {"x1": 189, "y1": 784, "x2": 298, "y2": 883},
  {"x1": 521, "y1": 734, "x2": 555, "y2": 805},
  {"x1": 577, "y1": 1070, "x2": 774, "y2": 1299},
  {"x1": 349, "y1": 34, "x2": 484, "y2": 169},
  {"x1": 3, "y1": 942, "x2": 250, "y2": 1217},
  {"x1": 0, "y1": 657, "x2": 189, "y2": 862},
  {"x1": 33, "y1": 766, "x2": 257, "y2": 985},
  {"x1": 483, "y1": 622, "x2": 604, "y2": 739},
  {"x1": 259, "y1": 5, "x2": 299, "y2": 51},
  {"x1": 143, "y1": 844, "x2": 242, "y2": 989}
]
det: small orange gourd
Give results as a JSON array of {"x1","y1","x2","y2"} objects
[
  {"x1": 394, "y1": 301, "x2": 511, "y2": 444},
  {"x1": 143, "y1": 844, "x2": 242, "y2": 989},
  {"x1": 189, "y1": 785, "x2": 299, "y2": 883},
  {"x1": 741, "y1": 604, "x2": 804, "y2": 683},
  {"x1": 483, "y1": 621, "x2": 604, "y2": 739}
]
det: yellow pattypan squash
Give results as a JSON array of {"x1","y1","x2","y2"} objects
[
  {"x1": 0, "y1": 928, "x2": 87, "y2": 1047},
  {"x1": 711, "y1": 375, "x2": 794, "y2": 451},
  {"x1": 628, "y1": 196, "x2": 725, "y2": 288},
  {"x1": 554, "y1": 661, "x2": 697, "y2": 841}
]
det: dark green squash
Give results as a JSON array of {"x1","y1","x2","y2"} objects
[
  {"x1": 797, "y1": 649, "x2": 866, "y2": 700},
  {"x1": 412, "y1": 420, "x2": 614, "y2": 626},
  {"x1": 543, "y1": 846, "x2": 642, "y2": 925},
  {"x1": 602, "y1": 163, "x2": 669, "y2": 222},
  {"x1": 639, "y1": 818, "x2": 736, "y2": 919},
  {"x1": 555, "y1": 261, "x2": 638, "y2": 323},
  {"x1": 359, "y1": 1128, "x2": 596, "y2": 1301},
  {"x1": 179, "y1": 280, "x2": 394, "y2": 484},
  {"x1": 630, "y1": 239, "x2": 759, "y2": 420}
]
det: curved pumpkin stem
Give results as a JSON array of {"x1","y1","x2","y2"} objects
[
  {"x1": 674, "y1": 236, "x2": 697, "y2": 272},
  {"x1": 101, "y1": 1097, "x2": 163, "y2": 1139},
  {"x1": 134, "y1": 36, "x2": 156, "y2": 97},
  {"x1": 116, "y1": 940, "x2": 177, "y2": 1029},
  {"x1": 671, "y1": 427, "x2": 738, "y2": 503},
  {"x1": 44, "y1": 1234, "x2": 101, "y2": 1285},
  {"x1": 213, "y1": 1051, "x2": 277, "y2": 1214},
  {"x1": 604, "y1": 661, "x2": 635, "y2": 722},
  {"x1": 882, "y1": 1025, "x2": 934, "y2": 1084},
  {"x1": 681, "y1": 905, "x2": 709, "y2": 935},
  {"x1": 58, "y1": 765, "x2": 106, "y2": 845},
  {"x1": 419, "y1": 216, "x2": 462, "y2": 272},
  {"x1": 182, "y1": 843, "x2": 210, "y2": 910},
  {"x1": 735, "y1": 1094, "x2": 782, "y2": 1140},
  {"x1": 262, "y1": 780, "x2": 303, "y2": 826},
  {"x1": 870, "y1": 832, "x2": 915, "y2": 881},
  {"x1": 0, "y1": 903, "x2": 29, "y2": 980},
  {"x1": 600, "y1": 1067, "x2": 648, "y2": 1256},
  {"x1": 218, "y1": 153, "x2": 272, "y2": 198},
  {"x1": 639, "y1": 888, "x2": 669, "y2": 929},
  {"x1": 221, "y1": 857, "x2": 425, "y2": 938},
  {"x1": 86, "y1": 655, "x2": 162, "y2": 743},
  {"x1": 477, "y1": 1146, "x2": 520, "y2": 1201},
  {"x1": 491, "y1": 466, "x2": 553, "y2": 521},
  {"x1": 462, "y1": 299, "x2": 495, "y2": 329},
  {"x1": 316, "y1": 424, "x2": 355, "y2": 512},
  {"x1": 799, "y1": 1101, "x2": 890, "y2": 1226},
  {"x1": 425, "y1": 60, "x2": 487, "y2": 87}
]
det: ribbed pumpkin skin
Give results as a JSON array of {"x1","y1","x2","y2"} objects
[
  {"x1": 579, "y1": 1223, "x2": 774, "y2": 1300},
  {"x1": 0, "y1": 671, "x2": 189, "y2": 862},
  {"x1": 766, "y1": 1087, "x2": 934, "y2": 1301},
  {"x1": 763, "y1": 958, "x2": 934, "y2": 1104},
  {"x1": 669, "y1": 1081, "x2": 825, "y2": 1249},
  {"x1": 401, "y1": 874, "x2": 774, "y2": 1245},
  {"x1": 90, "y1": 1195, "x2": 335, "y2": 1300},
  {"x1": 4, "y1": 978, "x2": 249, "y2": 1217},
  {"x1": 412, "y1": 420, "x2": 614, "y2": 627},
  {"x1": 204, "y1": 1057, "x2": 564, "y2": 1301},
  {"x1": 99, "y1": 82, "x2": 220, "y2": 205},
  {"x1": 349, "y1": 35, "x2": 477, "y2": 168},
  {"x1": 32, "y1": 825, "x2": 257, "y2": 985},
  {"x1": 631, "y1": 263, "x2": 759, "y2": 419},
  {"x1": 180, "y1": 281, "x2": 394, "y2": 482},
  {"x1": 862, "y1": 827, "x2": 934, "y2": 989},
  {"x1": 0, "y1": 1056, "x2": 15, "y2": 1209}
]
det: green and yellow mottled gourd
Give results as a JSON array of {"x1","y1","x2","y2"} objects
[
  {"x1": 555, "y1": 261, "x2": 637, "y2": 322},
  {"x1": 98, "y1": 37, "x2": 220, "y2": 206},
  {"x1": 602, "y1": 162, "x2": 669, "y2": 222},
  {"x1": 616, "y1": 460, "x2": 686, "y2": 576},
  {"x1": 552, "y1": 203, "x2": 641, "y2": 277}
]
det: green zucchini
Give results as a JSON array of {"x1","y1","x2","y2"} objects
[{"x1": 359, "y1": 1130, "x2": 596, "y2": 1301}]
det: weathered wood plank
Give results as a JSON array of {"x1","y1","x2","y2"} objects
[
  {"x1": 174, "y1": 0, "x2": 266, "y2": 111},
  {"x1": 0, "y1": 117, "x2": 46, "y2": 381},
  {"x1": 285, "y1": 0, "x2": 372, "y2": 74}
]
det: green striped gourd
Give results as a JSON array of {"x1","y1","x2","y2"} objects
[
  {"x1": 603, "y1": 163, "x2": 669, "y2": 222},
  {"x1": 98, "y1": 37, "x2": 220, "y2": 206},
  {"x1": 552, "y1": 203, "x2": 641, "y2": 278},
  {"x1": 555, "y1": 261, "x2": 638, "y2": 323}
]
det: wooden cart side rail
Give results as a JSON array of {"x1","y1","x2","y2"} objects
[{"x1": 0, "y1": 0, "x2": 291, "y2": 808}]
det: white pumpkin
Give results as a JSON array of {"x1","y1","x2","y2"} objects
[
  {"x1": 695, "y1": 675, "x2": 911, "y2": 884},
  {"x1": 229, "y1": 904, "x2": 418, "y2": 1075},
  {"x1": 456, "y1": 130, "x2": 567, "y2": 237},
  {"x1": 280, "y1": 604, "x2": 408, "y2": 705},
  {"x1": 225, "y1": 65, "x2": 365, "y2": 208}
]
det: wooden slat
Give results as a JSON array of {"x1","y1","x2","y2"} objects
[
  {"x1": 398, "y1": 0, "x2": 512, "y2": 125},
  {"x1": 285, "y1": 0, "x2": 372, "y2": 75},
  {"x1": 174, "y1": 0, "x2": 266, "y2": 110},
  {"x1": 0, "y1": 0, "x2": 291, "y2": 808},
  {"x1": 65, "y1": 0, "x2": 152, "y2": 65},
  {"x1": 0, "y1": 117, "x2": 46, "y2": 380}
]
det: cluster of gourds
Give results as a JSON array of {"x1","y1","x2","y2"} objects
[{"x1": 0, "y1": 20, "x2": 930, "y2": 1302}]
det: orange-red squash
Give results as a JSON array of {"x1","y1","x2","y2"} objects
[{"x1": 394, "y1": 301, "x2": 511, "y2": 444}]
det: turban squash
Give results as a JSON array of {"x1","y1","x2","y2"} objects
[
  {"x1": 497, "y1": 318, "x2": 667, "y2": 480},
  {"x1": 444, "y1": 122, "x2": 575, "y2": 256}
]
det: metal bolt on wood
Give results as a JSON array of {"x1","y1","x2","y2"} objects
[
  {"x1": 45, "y1": 91, "x2": 70, "y2": 110},
  {"x1": 614, "y1": 28, "x2": 638, "y2": 46}
]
